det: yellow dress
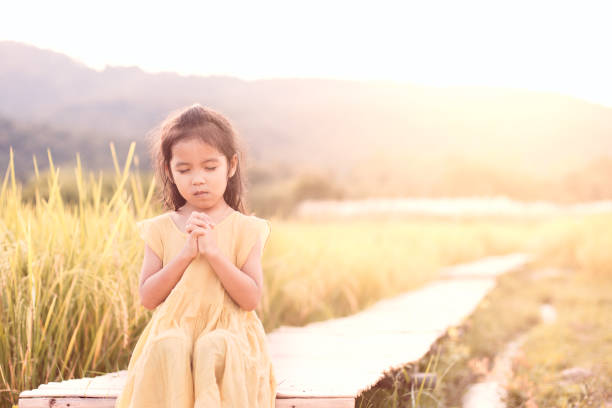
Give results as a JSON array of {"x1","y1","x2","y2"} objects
[{"x1": 114, "y1": 209, "x2": 276, "y2": 408}]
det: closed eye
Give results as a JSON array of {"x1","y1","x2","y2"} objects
[{"x1": 178, "y1": 167, "x2": 217, "y2": 173}]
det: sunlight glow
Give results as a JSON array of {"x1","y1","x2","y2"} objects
[{"x1": 1, "y1": 0, "x2": 611, "y2": 106}]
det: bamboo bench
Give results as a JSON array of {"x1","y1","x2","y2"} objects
[{"x1": 18, "y1": 253, "x2": 531, "y2": 407}]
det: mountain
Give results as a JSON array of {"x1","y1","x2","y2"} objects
[
  {"x1": 1, "y1": 40, "x2": 612, "y2": 198},
  {"x1": 0, "y1": 114, "x2": 135, "y2": 182}
]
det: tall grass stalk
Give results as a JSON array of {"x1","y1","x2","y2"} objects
[{"x1": 0, "y1": 142, "x2": 154, "y2": 407}]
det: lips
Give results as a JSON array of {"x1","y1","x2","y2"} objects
[{"x1": 194, "y1": 191, "x2": 208, "y2": 196}]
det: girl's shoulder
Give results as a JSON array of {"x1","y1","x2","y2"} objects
[
  {"x1": 233, "y1": 212, "x2": 272, "y2": 267},
  {"x1": 233, "y1": 211, "x2": 269, "y2": 231},
  {"x1": 134, "y1": 212, "x2": 174, "y2": 260},
  {"x1": 136, "y1": 211, "x2": 173, "y2": 232}
]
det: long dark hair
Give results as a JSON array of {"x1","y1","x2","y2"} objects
[{"x1": 145, "y1": 103, "x2": 248, "y2": 213}]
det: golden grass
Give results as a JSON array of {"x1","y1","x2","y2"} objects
[
  {"x1": 260, "y1": 217, "x2": 531, "y2": 331},
  {"x1": 385, "y1": 213, "x2": 612, "y2": 407},
  {"x1": 2, "y1": 142, "x2": 608, "y2": 407}
]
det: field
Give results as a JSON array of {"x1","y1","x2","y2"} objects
[
  {"x1": 1, "y1": 145, "x2": 610, "y2": 407},
  {"x1": 398, "y1": 212, "x2": 612, "y2": 408}
]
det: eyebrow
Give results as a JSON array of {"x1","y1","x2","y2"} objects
[{"x1": 174, "y1": 158, "x2": 220, "y2": 166}]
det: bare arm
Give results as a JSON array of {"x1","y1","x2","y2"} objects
[{"x1": 139, "y1": 244, "x2": 194, "y2": 310}]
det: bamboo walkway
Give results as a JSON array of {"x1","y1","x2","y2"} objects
[{"x1": 18, "y1": 253, "x2": 531, "y2": 408}]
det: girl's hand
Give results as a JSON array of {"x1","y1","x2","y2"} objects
[
  {"x1": 182, "y1": 212, "x2": 216, "y2": 261},
  {"x1": 194, "y1": 223, "x2": 220, "y2": 258}
]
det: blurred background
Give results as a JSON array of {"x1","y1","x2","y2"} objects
[
  {"x1": 1, "y1": 0, "x2": 611, "y2": 217},
  {"x1": 2, "y1": 1, "x2": 612, "y2": 407}
]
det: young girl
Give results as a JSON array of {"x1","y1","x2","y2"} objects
[{"x1": 114, "y1": 104, "x2": 276, "y2": 408}]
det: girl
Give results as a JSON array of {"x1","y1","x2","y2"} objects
[{"x1": 115, "y1": 104, "x2": 276, "y2": 408}]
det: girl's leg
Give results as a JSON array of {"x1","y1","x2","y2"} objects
[
  {"x1": 193, "y1": 328, "x2": 251, "y2": 408},
  {"x1": 129, "y1": 327, "x2": 193, "y2": 408}
]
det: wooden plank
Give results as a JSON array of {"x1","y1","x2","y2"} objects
[
  {"x1": 19, "y1": 397, "x2": 116, "y2": 408},
  {"x1": 18, "y1": 253, "x2": 531, "y2": 407},
  {"x1": 18, "y1": 396, "x2": 355, "y2": 408},
  {"x1": 270, "y1": 330, "x2": 443, "y2": 397},
  {"x1": 19, "y1": 372, "x2": 124, "y2": 398},
  {"x1": 275, "y1": 397, "x2": 355, "y2": 408},
  {"x1": 289, "y1": 279, "x2": 498, "y2": 334},
  {"x1": 440, "y1": 253, "x2": 529, "y2": 279},
  {"x1": 270, "y1": 253, "x2": 531, "y2": 397}
]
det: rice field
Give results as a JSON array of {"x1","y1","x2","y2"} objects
[{"x1": 1, "y1": 143, "x2": 610, "y2": 408}]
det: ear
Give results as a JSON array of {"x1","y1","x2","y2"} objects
[{"x1": 228, "y1": 154, "x2": 238, "y2": 178}]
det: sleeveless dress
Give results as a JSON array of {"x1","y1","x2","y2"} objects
[{"x1": 114, "y1": 209, "x2": 276, "y2": 408}]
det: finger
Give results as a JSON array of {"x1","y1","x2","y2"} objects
[
  {"x1": 190, "y1": 226, "x2": 209, "y2": 237},
  {"x1": 187, "y1": 222, "x2": 200, "y2": 234},
  {"x1": 186, "y1": 219, "x2": 214, "y2": 232},
  {"x1": 189, "y1": 214, "x2": 215, "y2": 227},
  {"x1": 186, "y1": 221, "x2": 204, "y2": 233}
]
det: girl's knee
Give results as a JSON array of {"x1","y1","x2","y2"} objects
[
  {"x1": 193, "y1": 328, "x2": 236, "y2": 354},
  {"x1": 150, "y1": 328, "x2": 192, "y2": 354}
]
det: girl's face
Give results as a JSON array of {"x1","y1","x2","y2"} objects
[{"x1": 168, "y1": 137, "x2": 237, "y2": 211}]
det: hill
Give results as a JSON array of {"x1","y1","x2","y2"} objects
[{"x1": 1, "y1": 40, "x2": 611, "y2": 204}]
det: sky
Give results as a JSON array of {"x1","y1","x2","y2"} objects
[{"x1": 2, "y1": 0, "x2": 612, "y2": 107}]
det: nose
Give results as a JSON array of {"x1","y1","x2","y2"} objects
[{"x1": 192, "y1": 169, "x2": 207, "y2": 185}]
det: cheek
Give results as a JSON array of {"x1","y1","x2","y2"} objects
[
  {"x1": 212, "y1": 173, "x2": 226, "y2": 188},
  {"x1": 174, "y1": 174, "x2": 191, "y2": 187},
  {"x1": 214, "y1": 168, "x2": 229, "y2": 182}
]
